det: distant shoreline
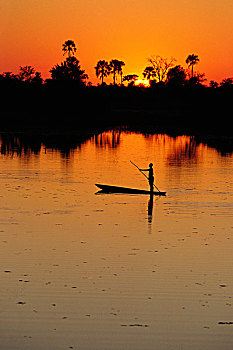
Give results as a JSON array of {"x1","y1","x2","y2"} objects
[{"x1": 1, "y1": 85, "x2": 232, "y2": 140}]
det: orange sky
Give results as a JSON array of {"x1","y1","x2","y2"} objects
[{"x1": 1, "y1": 0, "x2": 233, "y2": 84}]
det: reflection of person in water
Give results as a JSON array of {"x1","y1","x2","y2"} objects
[
  {"x1": 140, "y1": 163, "x2": 154, "y2": 192},
  {"x1": 148, "y1": 193, "x2": 154, "y2": 223}
]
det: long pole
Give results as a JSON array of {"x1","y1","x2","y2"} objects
[{"x1": 130, "y1": 161, "x2": 161, "y2": 192}]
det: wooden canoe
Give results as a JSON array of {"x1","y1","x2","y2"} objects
[{"x1": 95, "y1": 184, "x2": 166, "y2": 196}]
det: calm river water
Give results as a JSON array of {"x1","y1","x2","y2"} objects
[{"x1": 1, "y1": 131, "x2": 233, "y2": 350}]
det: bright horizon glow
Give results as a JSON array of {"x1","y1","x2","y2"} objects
[
  {"x1": 135, "y1": 79, "x2": 150, "y2": 87},
  {"x1": 1, "y1": 0, "x2": 233, "y2": 84}
]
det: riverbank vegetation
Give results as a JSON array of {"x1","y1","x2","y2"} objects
[{"x1": 0, "y1": 40, "x2": 232, "y2": 138}]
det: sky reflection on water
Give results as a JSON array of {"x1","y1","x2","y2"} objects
[{"x1": 1, "y1": 131, "x2": 233, "y2": 350}]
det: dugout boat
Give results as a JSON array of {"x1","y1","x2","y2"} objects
[{"x1": 95, "y1": 184, "x2": 166, "y2": 196}]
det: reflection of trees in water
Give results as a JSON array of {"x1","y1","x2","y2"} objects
[
  {"x1": 0, "y1": 131, "x2": 232, "y2": 162},
  {"x1": 0, "y1": 130, "x2": 121, "y2": 159},
  {"x1": 195, "y1": 136, "x2": 233, "y2": 156},
  {"x1": 93, "y1": 131, "x2": 121, "y2": 148},
  {"x1": 129, "y1": 128, "x2": 233, "y2": 156},
  {"x1": 0, "y1": 132, "x2": 97, "y2": 159},
  {"x1": 140, "y1": 133, "x2": 200, "y2": 165},
  {"x1": 166, "y1": 137, "x2": 198, "y2": 165},
  {"x1": 137, "y1": 133, "x2": 199, "y2": 165},
  {"x1": 0, "y1": 133, "x2": 41, "y2": 157},
  {"x1": 42, "y1": 136, "x2": 81, "y2": 159}
]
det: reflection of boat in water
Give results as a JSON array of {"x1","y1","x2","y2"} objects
[{"x1": 95, "y1": 184, "x2": 166, "y2": 196}]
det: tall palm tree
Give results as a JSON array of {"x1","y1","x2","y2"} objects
[
  {"x1": 62, "y1": 40, "x2": 77, "y2": 58},
  {"x1": 185, "y1": 54, "x2": 199, "y2": 78},
  {"x1": 109, "y1": 59, "x2": 125, "y2": 85},
  {"x1": 95, "y1": 60, "x2": 111, "y2": 85},
  {"x1": 118, "y1": 60, "x2": 125, "y2": 85}
]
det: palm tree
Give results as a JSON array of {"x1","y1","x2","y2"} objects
[
  {"x1": 186, "y1": 54, "x2": 199, "y2": 78},
  {"x1": 95, "y1": 60, "x2": 111, "y2": 85},
  {"x1": 109, "y1": 59, "x2": 125, "y2": 85},
  {"x1": 62, "y1": 40, "x2": 77, "y2": 58}
]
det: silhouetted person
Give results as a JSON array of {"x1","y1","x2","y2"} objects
[{"x1": 140, "y1": 163, "x2": 154, "y2": 192}]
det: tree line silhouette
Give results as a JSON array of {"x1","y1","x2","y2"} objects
[
  {"x1": 0, "y1": 40, "x2": 232, "y2": 139},
  {"x1": 0, "y1": 40, "x2": 232, "y2": 88}
]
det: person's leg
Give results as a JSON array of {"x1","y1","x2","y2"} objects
[{"x1": 150, "y1": 182, "x2": 153, "y2": 192}]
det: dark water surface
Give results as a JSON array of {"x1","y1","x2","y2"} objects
[{"x1": 1, "y1": 131, "x2": 233, "y2": 350}]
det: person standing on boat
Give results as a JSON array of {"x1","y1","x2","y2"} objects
[{"x1": 140, "y1": 163, "x2": 154, "y2": 192}]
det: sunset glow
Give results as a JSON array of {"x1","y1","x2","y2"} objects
[
  {"x1": 135, "y1": 79, "x2": 150, "y2": 87},
  {"x1": 1, "y1": 0, "x2": 233, "y2": 83},
  {"x1": 1, "y1": 0, "x2": 233, "y2": 346}
]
